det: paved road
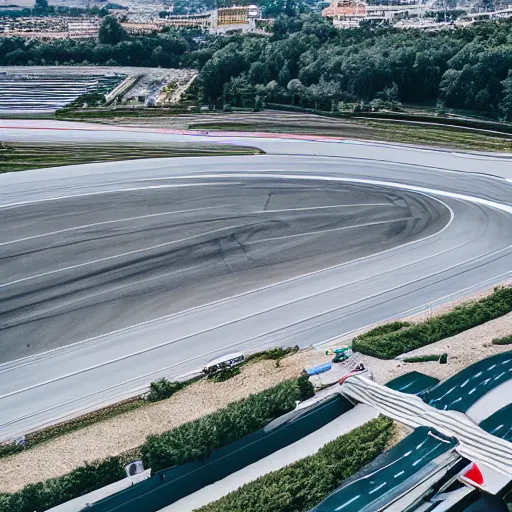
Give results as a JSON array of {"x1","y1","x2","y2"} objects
[{"x1": 0, "y1": 120, "x2": 511, "y2": 441}]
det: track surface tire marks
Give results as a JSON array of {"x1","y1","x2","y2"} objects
[{"x1": 0, "y1": 182, "x2": 447, "y2": 362}]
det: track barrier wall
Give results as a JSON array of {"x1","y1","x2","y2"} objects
[{"x1": 85, "y1": 394, "x2": 353, "y2": 512}]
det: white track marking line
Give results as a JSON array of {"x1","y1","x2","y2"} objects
[
  {"x1": 0, "y1": 206, "x2": 220, "y2": 246},
  {"x1": 247, "y1": 218, "x2": 415, "y2": 244},
  {"x1": 0, "y1": 223, "x2": 247, "y2": 289},
  {"x1": 0, "y1": 204, "x2": 392, "y2": 246},
  {"x1": 0, "y1": 182, "x2": 240, "y2": 209}
]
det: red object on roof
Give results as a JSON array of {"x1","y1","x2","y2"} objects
[{"x1": 463, "y1": 462, "x2": 485, "y2": 486}]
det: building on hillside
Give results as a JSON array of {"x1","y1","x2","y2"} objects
[
  {"x1": 216, "y1": 4, "x2": 259, "y2": 26},
  {"x1": 0, "y1": 16, "x2": 100, "y2": 38},
  {"x1": 68, "y1": 18, "x2": 100, "y2": 38},
  {"x1": 322, "y1": 0, "x2": 425, "y2": 28},
  {"x1": 322, "y1": 0, "x2": 368, "y2": 28},
  {"x1": 161, "y1": 13, "x2": 213, "y2": 29}
]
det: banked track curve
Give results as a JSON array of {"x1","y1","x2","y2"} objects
[{"x1": 0, "y1": 119, "x2": 511, "y2": 442}]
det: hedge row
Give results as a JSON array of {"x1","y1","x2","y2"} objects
[
  {"x1": 197, "y1": 416, "x2": 394, "y2": 512},
  {"x1": 355, "y1": 321, "x2": 411, "y2": 342},
  {"x1": 353, "y1": 286, "x2": 512, "y2": 359},
  {"x1": 141, "y1": 375, "x2": 314, "y2": 472},
  {"x1": 0, "y1": 457, "x2": 124, "y2": 512},
  {"x1": 492, "y1": 335, "x2": 512, "y2": 345},
  {"x1": 0, "y1": 377, "x2": 313, "y2": 512}
]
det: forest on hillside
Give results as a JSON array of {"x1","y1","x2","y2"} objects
[{"x1": 1, "y1": 14, "x2": 512, "y2": 119}]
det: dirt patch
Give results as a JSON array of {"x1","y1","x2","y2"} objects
[
  {"x1": 386, "y1": 421, "x2": 412, "y2": 450},
  {"x1": 0, "y1": 351, "x2": 319, "y2": 493}
]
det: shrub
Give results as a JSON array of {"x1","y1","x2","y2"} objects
[
  {"x1": 1, "y1": 457, "x2": 124, "y2": 512},
  {"x1": 297, "y1": 372, "x2": 315, "y2": 401},
  {"x1": 245, "y1": 345, "x2": 300, "y2": 363},
  {"x1": 196, "y1": 416, "x2": 394, "y2": 512},
  {"x1": 439, "y1": 353, "x2": 448, "y2": 364},
  {"x1": 141, "y1": 378, "x2": 309, "y2": 471},
  {"x1": 146, "y1": 378, "x2": 184, "y2": 402},
  {"x1": 403, "y1": 355, "x2": 441, "y2": 363},
  {"x1": 0, "y1": 442, "x2": 24, "y2": 458},
  {"x1": 353, "y1": 286, "x2": 512, "y2": 359},
  {"x1": 211, "y1": 367, "x2": 241, "y2": 382},
  {"x1": 492, "y1": 335, "x2": 512, "y2": 345},
  {"x1": 355, "y1": 321, "x2": 411, "y2": 342}
]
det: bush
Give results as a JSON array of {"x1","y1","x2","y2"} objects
[
  {"x1": 146, "y1": 378, "x2": 185, "y2": 402},
  {"x1": 1, "y1": 457, "x2": 124, "y2": 512},
  {"x1": 492, "y1": 335, "x2": 512, "y2": 345},
  {"x1": 196, "y1": 416, "x2": 394, "y2": 512},
  {"x1": 297, "y1": 372, "x2": 315, "y2": 401},
  {"x1": 0, "y1": 442, "x2": 24, "y2": 459},
  {"x1": 141, "y1": 378, "x2": 310, "y2": 472},
  {"x1": 211, "y1": 367, "x2": 241, "y2": 382},
  {"x1": 353, "y1": 286, "x2": 512, "y2": 359},
  {"x1": 355, "y1": 321, "x2": 411, "y2": 342},
  {"x1": 403, "y1": 355, "x2": 440, "y2": 363},
  {"x1": 245, "y1": 345, "x2": 300, "y2": 363}
]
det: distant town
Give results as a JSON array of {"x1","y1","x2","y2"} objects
[{"x1": 1, "y1": 0, "x2": 511, "y2": 39}]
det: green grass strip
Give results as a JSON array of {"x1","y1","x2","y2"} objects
[
  {"x1": 196, "y1": 416, "x2": 394, "y2": 512},
  {"x1": 353, "y1": 286, "x2": 512, "y2": 359},
  {"x1": 0, "y1": 142, "x2": 263, "y2": 174}
]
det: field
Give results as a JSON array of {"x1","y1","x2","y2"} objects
[{"x1": 0, "y1": 141, "x2": 263, "y2": 173}]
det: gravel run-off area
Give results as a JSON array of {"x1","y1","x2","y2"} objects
[{"x1": 1, "y1": 281, "x2": 510, "y2": 493}]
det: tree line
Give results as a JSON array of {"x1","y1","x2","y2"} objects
[
  {"x1": 196, "y1": 15, "x2": 512, "y2": 120},
  {"x1": 1, "y1": 14, "x2": 512, "y2": 119},
  {"x1": 0, "y1": 17, "x2": 202, "y2": 69}
]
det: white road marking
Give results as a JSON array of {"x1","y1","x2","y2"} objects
[
  {"x1": 247, "y1": 218, "x2": 414, "y2": 244},
  {"x1": 0, "y1": 206, "x2": 221, "y2": 246},
  {"x1": 334, "y1": 495, "x2": 360, "y2": 510},
  {"x1": 0, "y1": 223, "x2": 247, "y2": 289},
  {"x1": 369, "y1": 482, "x2": 387, "y2": 494},
  {"x1": 0, "y1": 182, "x2": 240, "y2": 209}
]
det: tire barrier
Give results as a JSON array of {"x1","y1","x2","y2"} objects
[{"x1": 84, "y1": 394, "x2": 353, "y2": 512}]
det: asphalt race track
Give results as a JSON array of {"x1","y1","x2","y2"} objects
[{"x1": 0, "y1": 119, "x2": 511, "y2": 441}]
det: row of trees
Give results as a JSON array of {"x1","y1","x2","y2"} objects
[
  {"x1": 197, "y1": 15, "x2": 512, "y2": 120},
  {"x1": 0, "y1": 18, "x2": 200, "y2": 69},
  {"x1": 1, "y1": 14, "x2": 512, "y2": 119}
]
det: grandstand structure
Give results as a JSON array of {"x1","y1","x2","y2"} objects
[
  {"x1": 322, "y1": 0, "x2": 425, "y2": 28},
  {"x1": 0, "y1": 72, "x2": 124, "y2": 113}
]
